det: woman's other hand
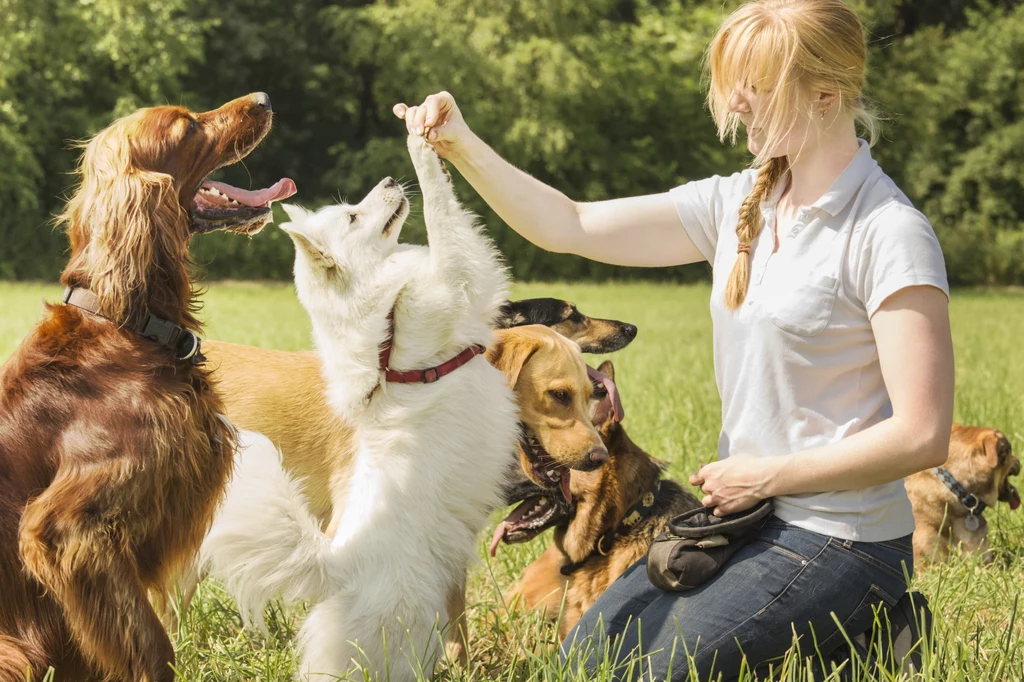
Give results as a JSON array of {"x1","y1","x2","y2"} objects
[{"x1": 393, "y1": 91, "x2": 470, "y2": 159}]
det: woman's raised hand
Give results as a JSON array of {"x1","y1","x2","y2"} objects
[{"x1": 393, "y1": 91, "x2": 470, "y2": 159}]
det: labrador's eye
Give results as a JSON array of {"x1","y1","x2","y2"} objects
[{"x1": 549, "y1": 390, "x2": 571, "y2": 406}]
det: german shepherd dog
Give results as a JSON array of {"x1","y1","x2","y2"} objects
[
  {"x1": 496, "y1": 298, "x2": 637, "y2": 354},
  {"x1": 497, "y1": 360, "x2": 702, "y2": 640}
]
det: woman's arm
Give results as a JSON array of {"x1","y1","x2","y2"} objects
[
  {"x1": 395, "y1": 92, "x2": 706, "y2": 267},
  {"x1": 692, "y1": 285, "x2": 954, "y2": 515}
]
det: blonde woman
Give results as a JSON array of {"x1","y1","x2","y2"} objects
[{"x1": 396, "y1": 0, "x2": 952, "y2": 678}]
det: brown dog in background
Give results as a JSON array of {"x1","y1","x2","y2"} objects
[
  {"x1": 0, "y1": 94, "x2": 292, "y2": 682},
  {"x1": 500, "y1": 360, "x2": 701, "y2": 640},
  {"x1": 906, "y1": 424, "x2": 1020, "y2": 567}
]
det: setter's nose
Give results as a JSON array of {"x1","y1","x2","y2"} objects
[{"x1": 252, "y1": 92, "x2": 272, "y2": 111}]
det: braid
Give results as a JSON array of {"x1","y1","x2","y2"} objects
[{"x1": 723, "y1": 156, "x2": 789, "y2": 310}]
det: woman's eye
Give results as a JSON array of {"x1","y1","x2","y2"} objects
[{"x1": 549, "y1": 390, "x2": 571, "y2": 405}]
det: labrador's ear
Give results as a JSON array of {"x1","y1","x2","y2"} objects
[{"x1": 486, "y1": 329, "x2": 544, "y2": 389}]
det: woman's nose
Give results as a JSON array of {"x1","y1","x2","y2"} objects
[{"x1": 728, "y1": 89, "x2": 751, "y2": 115}]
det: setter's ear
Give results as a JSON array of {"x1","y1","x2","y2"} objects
[
  {"x1": 59, "y1": 118, "x2": 188, "y2": 327},
  {"x1": 486, "y1": 329, "x2": 544, "y2": 389}
]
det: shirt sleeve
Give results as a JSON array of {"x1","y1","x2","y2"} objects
[
  {"x1": 669, "y1": 170, "x2": 754, "y2": 263},
  {"x1": 857, "y1": 202, "x2": 950, "y2": 317}
]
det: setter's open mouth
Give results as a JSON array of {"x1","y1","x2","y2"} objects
[{"x1": 192, "y1": 177, "x2": 296, "y2": 235}]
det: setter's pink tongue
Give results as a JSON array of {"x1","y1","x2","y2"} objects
[{"x1": 202, "y1": 178, "x2": 297, "y2": 206}]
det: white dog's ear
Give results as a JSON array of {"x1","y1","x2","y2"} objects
[
  {"x1": 280, "y1": 203, "x2": 311, "y2": 225},
  {"x1": 280, "y1": 223, "x2": 336, "y2": 271}
]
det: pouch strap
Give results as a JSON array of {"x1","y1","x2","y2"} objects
[{"x1": 667, "y1": 498, "x2": 774, "y2": 539}]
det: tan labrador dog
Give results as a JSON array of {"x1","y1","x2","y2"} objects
[
  {"x1": 906, "y1": 423, "x2": 1020, "y2": 567},
  {"x1": 162, "y1": 324, "x2": 606, "y2": 663}
]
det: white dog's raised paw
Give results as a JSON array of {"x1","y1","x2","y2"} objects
[{"x1": 407, "y1": 134, "x2": 450, "y2": 184}]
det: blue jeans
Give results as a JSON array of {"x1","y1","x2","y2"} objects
[{"x1": 561, "y1": 516, "x2": 914, "y2": 681}]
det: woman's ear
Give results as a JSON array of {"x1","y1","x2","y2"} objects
[{"x1": 817, "y1": 91, "x2": 839, "y2": 118}]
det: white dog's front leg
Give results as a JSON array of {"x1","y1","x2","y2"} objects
[
  {"x1": 407, "y1": 134, "x2": 457, "y2": 212},
  {"x1": 406, "y1": 135, "x2": 487, "y2": 289}
]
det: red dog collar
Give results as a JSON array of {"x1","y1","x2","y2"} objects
[{"x1": 378, "y1": 308, "x2": 484, "y2": 385}]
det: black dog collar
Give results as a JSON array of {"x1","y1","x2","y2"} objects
[
  {"x1": 560, "y1": 479, "x2": 663, "y2": 576},
  {"x1": 62, "y1": 287, "x2": 204, "y2": 365}
]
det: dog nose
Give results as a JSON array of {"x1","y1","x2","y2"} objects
[
  {"x1": 588, "y1": 446, "x2": 609, "y2": 467},
  {"x1": 384, "y1": 177, "x2": 397, "y2": 188},
  {"x1": 252, "y1": 92, "x2": 272, "y2": 111},
  {"x1": 623, "y1": 324, "x2": 638, "y2": 340}
]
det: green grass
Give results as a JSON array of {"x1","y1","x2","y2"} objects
[{"x1": 1, "y1": 281, "x2": 1023, "y2": 681}]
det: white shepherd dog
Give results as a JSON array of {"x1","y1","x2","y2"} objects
[{"x1": 200, "y1": 135, "x2": 519, "y2": 681}]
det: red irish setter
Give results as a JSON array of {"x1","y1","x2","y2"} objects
[{"x1": 0, "y1": 93, "x2": 295, "y2": 682}]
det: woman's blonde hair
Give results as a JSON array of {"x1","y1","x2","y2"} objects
[{"x1": 705, "y1": 0, "x2": 877, "y2": 310}]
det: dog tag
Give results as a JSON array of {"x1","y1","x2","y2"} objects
[{"x1": 964, "y1": 514, "x2": 980, "y2": 532}]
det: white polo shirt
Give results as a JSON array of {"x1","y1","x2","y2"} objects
[{"x1": 671, "y1": 140, "x2": 949, "y2": 542}]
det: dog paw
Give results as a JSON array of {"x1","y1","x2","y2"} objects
[{"x1": 407, "y1": 134, "x2": 449, "y2": 184}]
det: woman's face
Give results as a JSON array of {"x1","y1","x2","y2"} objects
[{"x1": 728, "y1": 82, "x2": 815, "y2": 160}]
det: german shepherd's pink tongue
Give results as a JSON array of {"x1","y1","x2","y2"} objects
[
  {"x1": 1010, "y1": 485, "x2": 1021, "y2": 511},
  {"x1": 559, "y1": 470, "x2": 572, "y2": 506},
  {"x1": 489, "y1": 523, "x2": 507, "y2": 557},
  {"x1": 587, "y1": 365, "x2": 623, "y2": 423}
]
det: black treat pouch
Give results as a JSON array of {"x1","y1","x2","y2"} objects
[{"x1": 647, "y1": 499, "x2": 774, "y2": 591}]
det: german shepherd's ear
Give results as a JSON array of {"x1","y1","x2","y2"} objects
[
  {"x1": 486, "y1": 329, "x2": 544, "y2": 389},
  {"x1": 597, "y1": 360, "x2": 615, "y2": 381}
]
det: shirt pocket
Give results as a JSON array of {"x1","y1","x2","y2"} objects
[{"x1": 763, "y1": 274, "x2": 839, "y2": 337}]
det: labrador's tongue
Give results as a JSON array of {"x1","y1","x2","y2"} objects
[
  {"x1": 560, "y1": 470, "x2": 572, "y2": 506},
  {"x1": 1010, "y1": 486, "x2": 1021, "y2": 511},
  {"x1": 489, "y1": 523, "x2": 507, "y2": 557},
  {"x1": 203, "y1": 178, "x2": 297, "y2": 207}
]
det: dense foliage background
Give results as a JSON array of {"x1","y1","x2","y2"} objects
[{"x1": 3, "y1": 0, "x2": 1023, "y2": 284}]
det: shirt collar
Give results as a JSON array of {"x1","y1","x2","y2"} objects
[
  {"x1": 810, "y1": 139, "x2": 877, "y2": 216},
  {"x1": 760, "y1": 139, "x2": 877, "y2": 218}
]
